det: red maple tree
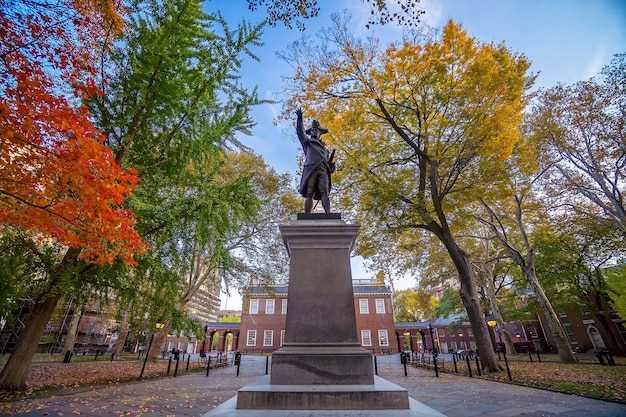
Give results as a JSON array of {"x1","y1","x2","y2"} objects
[{"x1": 0, "y1": 0, "x2": 145, "y2": 265}]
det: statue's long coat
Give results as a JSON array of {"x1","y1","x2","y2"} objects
[{"x1": 296, "y1": 117, "x2": 332, "y2": 200}]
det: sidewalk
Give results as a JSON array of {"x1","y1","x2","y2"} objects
[{"x1": 2, "y1": 357, "x2": 625, "y2": 417}]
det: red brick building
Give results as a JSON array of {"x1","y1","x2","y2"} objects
[{"x1": 239, "y1": 279, "x2": 399, "y2": 354}]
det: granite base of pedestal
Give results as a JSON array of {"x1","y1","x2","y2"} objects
[
  {"x1": 270, "y1": 345, "x2": 374, "y2": 385},
  {"x1": 202, "y1": 376, "x2": 446, "y2": 417}
]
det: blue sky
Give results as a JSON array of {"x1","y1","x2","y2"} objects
[{"x1": 212, "y1": 0, "x2": 626, "y2": 309}]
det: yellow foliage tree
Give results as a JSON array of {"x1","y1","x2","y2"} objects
[{"x1": 282, "y1": 17, "x2": 534, "y2": 372}]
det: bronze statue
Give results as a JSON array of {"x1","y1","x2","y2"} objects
[{"x1": 295, "y1": 108, "x2": 335, "y2": 213}]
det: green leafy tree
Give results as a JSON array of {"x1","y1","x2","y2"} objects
[
  {"x1": 476, "y1": 170, "x2": 578, "y2": 362},
  {"x1": 606, "y1": 263, "x2": 626, "y2": 322},
  {"x1": 393, "y1": 288, "x2": 437, "y2": 322},
  {"x1": 534, "y1": 220, "x2": 626, "y2": 355},
  {"x1": 433, "y1": 288, "x2": 464, "y2": 318},
  {"x1": 86, "y1": 0, "x2": 268, "y2": 361},
  {"x1": 282, "y1": 17, "x2": 533, "y2": 372}
]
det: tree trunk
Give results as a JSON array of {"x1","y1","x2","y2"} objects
[
  {"x1": 62, "y1": 303, "x2": 82, "y2": 361},
  {"x1": 440, "y1": 232, "x2": 502, "y2": 372},
  {"x1": 113, "y1": 308, "x2": 131, "y2": 360},
  {"x1": 486, "y1": 283, "x2": 516, "y2": 355},
  {"x1": 0, "y1": 293, "x2": 62, "y2": 390},
  {"x1": 525, "y1": 264, "x2": 577, "y2": 363},
  {"x1": 476, "y1": 259, "x2": 516, "y2": 355},
  {"x1": 0, "y1": 247, "x2": 80, "y2": 390},
  {"x1": 147, "y1": 324, "x2": 172, "y2": 362}
]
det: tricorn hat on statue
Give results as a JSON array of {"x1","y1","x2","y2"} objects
[{"x1": 306, "y1": 119, "x2": 328, "y2": 135}]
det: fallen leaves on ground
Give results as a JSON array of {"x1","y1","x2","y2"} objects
[
  {"x1": 481, "y1": 356, "x2": 626, "y2": 403},
  {"x1": 0, "y1": 358, "x2": 199, "y2": 401}
]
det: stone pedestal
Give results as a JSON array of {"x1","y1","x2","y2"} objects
[
  {"x1": 270, "y1": 214, "x2": 374, "y2": 386},
  {"x1": 204, "y1": 214, "x2": 446, "y2": 417}
]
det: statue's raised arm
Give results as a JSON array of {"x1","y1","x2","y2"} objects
[
  {"x1": 295, "y1": 108, "x2": 333, "y2": 214},
  {"x1": 295, "y1": 108, "x2": 307, "y2": 148}
]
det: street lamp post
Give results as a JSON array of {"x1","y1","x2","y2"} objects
[
  {"x1": 427, "y1": 324, "x2": 439, "y2": 377},
  {"x1": 487, "y1": 318, "x2": 511, "y2": 381},
  {"x1": 139, "y1": 322, "x2": 164, "y2": 380}
]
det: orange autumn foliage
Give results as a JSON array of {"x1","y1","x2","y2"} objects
[{"x1": 0, "y1": 1, "x2": 145, "y2": 265}]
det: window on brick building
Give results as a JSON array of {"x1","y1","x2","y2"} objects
[
  {"x1": 359, "y1": 299, "x2": 369, "y2": 314},
  {"x1": 375, "y1": 299, "x2": 385, "y2": 314},
  {"x1": 282, "y1": 299, "x2": 288, "y2": 314},
  {"x1": 249, "y1": 299, "x2": 259, "y2": 314},
  {"x1": 247, "y1": 330, "x2": 256, "y2": 346},
  {"x1": 563, "y1": 323, "x2": 578, "y2": 344},
  {"x1": 266, "y1": 299, "x2": 275, "y2": 314},
  {"x1": 361, "y1": 330, "x2": 372, "y2": 346},
  {"x1": 437, "y1": 328, "x2": 445, "y2": 337},
  {"x1": 263, "y1": 330, "x2": 273, "y2": 346},
  {"x1": 615, "y1": 320, "x2": 626, "y2": 343},
  {"x1": 280, "y1": 330, "x2": 285, "y2": 346},
  {"x1": 378, "y1": 330, "x2": 389, "y2": 346}
]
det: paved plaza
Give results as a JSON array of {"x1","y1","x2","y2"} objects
[{"x1": 2, "y1": 355, "x2": 625, "y2": 417}]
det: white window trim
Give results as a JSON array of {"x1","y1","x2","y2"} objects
[
  {"x1": 375, "y1": 298, "x2": 385, "y2": 314},
  {"x1": 249, "y1": 299, "x2": 259, "y2": 315},
  {"x1": 378, "y1": 330, "x2": 389, "y2": 346},
  {"x1": 247, "y1": 330, "x2": 256, "y2": 346},
  {"x1": 263, "y1": 330, "x2": 274, "y2": 346},
  {"x1": 359, "y1": 299, "x2": 369, "y2": 314},
  {"x1": 361, "y1": 330, "x2": 372, "y2": 346},
  {"x1": 266, "y1": 299, "x2": 275, "y2": 315},
  {"x1": 281, "y1": 299, "x2": 288, "y2": 314}
]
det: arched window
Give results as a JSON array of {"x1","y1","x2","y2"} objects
[{"x1": 587, "y1": 326, "x2": 606, "y2": 350}]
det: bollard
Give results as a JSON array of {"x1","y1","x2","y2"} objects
[
  {"x1": 236, "y1": 359, "x2": 241, "y2": 377},
  {"x1": 110, "y1": 353, "x2": 114, "y2": 362},
  {"x1": 453, "y1": 354, "x2": 458, "y2": 373},
  {"x1": 174, "y1": 356, "x2": 180, "y2": 377},
  {"x1": 374, "y1": 356, "x2": 378, "y2": 376},
  {"x1": 186, "y1": 355, "x2": 190, "y2": 371},
  {"x1": 167, "y1": 356, "x2": 173, "y2": 375},
  {"x1": 94, "y1": 350, "x2": 99, "y2": 361},
  {"x1": 433, "y1": 354, "x2": 439, "y2": 378},
  {"x1": 403, "y1": 358, "x2": 408, "y2": 376},
  {"x1": 265, "y1": 356, "x2": 269, "y2": 375},
  {"x1": 206, "y1": 356, "x2": 211, "y2": 376},
  {"x1": 465, "y1": 355, "x2": 472, "y2": 378}
]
